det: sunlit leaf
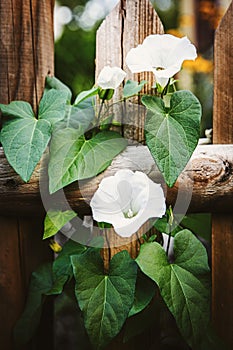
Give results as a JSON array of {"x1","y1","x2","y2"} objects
[
  {"x1": 43, "y1": 209, "x2": 77, "y2": 240},
  {"x1": 142, "y1": 90, "x2": 201, "y2": 187},
  {"x1": 48, "y1": 130, "x2": 127, "y2": 193}
]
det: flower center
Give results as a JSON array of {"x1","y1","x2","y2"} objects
[
  {"x1": 154, "y1": 66, "x2": 165, "y2": 71},
  {"x1": 124, "y1": 208, "x2": 136, "y2": 219}
]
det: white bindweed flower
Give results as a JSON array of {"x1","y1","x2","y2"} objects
[
  {"x1": 126, "y1": 34, "x2": 197, "y2": 87},
  {"x1": 96, "y1": 66, "x2": 127, "y2": 89},
  {"x1": 90, "y1": 169, "x2": 166, "y2": 237}
]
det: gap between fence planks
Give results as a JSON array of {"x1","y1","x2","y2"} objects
[{"x1": 212, "y1": 1, "x2": 233, "y2": 347}]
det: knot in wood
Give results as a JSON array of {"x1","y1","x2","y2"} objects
[
  {"x1": 190, "y1": 157, "x2": 223, "y2": 183},
  {"x1": 5, "y1": 178, "x2": 19, "y2": 189}
]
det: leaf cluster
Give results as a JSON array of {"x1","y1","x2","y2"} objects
[
  {"x1": 0, "y1": 77, "x2": 129, "y2": 194},
  {"x1": 14, "y1": 221, "x2": 227, "y2": 350}
]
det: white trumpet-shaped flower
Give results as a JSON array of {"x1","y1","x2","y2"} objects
[
  {"x1": 96, "y1": 66, "x2": 127, "y2": 89},
  {"x1": 90, "y1": 169, "x2": 166, "y2": 237},
  {"x1": 126, "y1": 34, "x2": 197, "y2": 87}
]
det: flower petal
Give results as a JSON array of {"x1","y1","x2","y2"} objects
[
  {"x1": 90, "y1": 170, "x2": 166, "y2": 238},
  {"x1": 96, "y1": 66, "x2": 126, "y2": 89},
  {"x1": 126, "y1": 45, "x2": 154, "y2": 73},
  {"x1": 126, "y1": 34, "x2": 197, "y2": 87}
]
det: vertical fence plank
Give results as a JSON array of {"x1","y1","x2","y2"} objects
[
  {"x1": 96, "y1": 4, "x2": 163, "y2": 346},
  {"x1": 96, "y1": 0, "x2": 163, "y2": 141},
  {"x1": 96, "y1": 0, "x2": 163, "y2": 264},
  {"x1": 0, "y1": 1, "x2": 54, "y2": 348},
  {"x1": 213, "y1": 1, "x2": 233, "y2": 347}
]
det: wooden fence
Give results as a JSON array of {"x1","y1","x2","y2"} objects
[{"x1": 0, "y1": 0, "x2": 232, "y2": 349}]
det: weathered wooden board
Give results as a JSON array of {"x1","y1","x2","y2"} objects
[
  {"x1": 212, "y1": 1, "x2": 233, "y2": 347},
  {"x1": 0, "y1": 1, "x2": 54, "y2": 348},
  {"x1": 0, "y1": 144, "x2": 232, "y2": 216},
  {"x1": 96, "y1": 0, "x2": 163, "y2": 141}
]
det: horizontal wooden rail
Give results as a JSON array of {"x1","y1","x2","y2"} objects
[{"x1": 0, "y1": 144, "x2": 232, "y2": 216}]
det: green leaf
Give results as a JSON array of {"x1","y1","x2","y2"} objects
[
  {"x1": 142, "y1": 90, "x2": 201, "y2": 187},
  {"x1": 0, "y1": 109, "x2": 51, "y2": 182},
  {"x1": 38, "y1": 89, "x2": 67, "y2": 125},
  {"x1": 181, "y1": 213, "x2": 211, "y2": 242},
  {"x1": 0, "y1": 101, "x2": 34, "y2": 119},
  {"x1": 54, "y1": 102, "x2": 95, "y2": 132},
  {"x1": 71, "y1": 249, "x2": 137, "y2": 349},
  {"x1": 136, "y1": 229, "x2": 210, "y2": 348},
  {"x1": 14, "y1": 263, "x2": 53, "y2": 346},
  {"x1": 123, "y1": 79, "x2": 147, "y2": 98},
  {"x1": 43, "y1": 209, "x2": 77, "y2": 240},
  {"x1": 154, "y1": 216, "x2": 182, "y2": 237},
  {"x1": 48, "y1": 130, "x2": 127, "y2": 193},
  {"x1": 45, "y1": 75, "x2": 72, "y2": 102},
  {"x1": 74, "y1": 86, "x2": 99, "y2": 105},
  {"x1": 128, "y1": 271, "x2": 156, "y2": 317},
  {"x1": 49, "y1": 240, "x2": 86, "y2": 295}
]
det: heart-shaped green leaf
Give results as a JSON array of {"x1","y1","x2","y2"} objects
[
  {"x1": 43, "y1": 209, "x2": 77, "y2": 240},
  {"x1": 71, "y1": 249, "x2": 137, "y2": 349},
  {"x1": 38, "y1": 89, "x2": 67, "y2": 125},
  {"x1": 142, "y1": 90, "x2": 201, "y2": 187},
  {"x1": 136, "y1": 230, "x2": 210, "y2": 348},
  {"x1": 0, "y1": 88, "x2": 67, "y2": 182},
  {"x1": 0, "y1": 109, "x2": 51, "y2": 182},
  {"x1": 45, "y1": 75, "x2": 72, "y2": 102},
  {"x1": 48, "y1": 130, "x2": 127, "y2": 193}
]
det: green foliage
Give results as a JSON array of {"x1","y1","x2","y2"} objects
[
  {"x1": 74, "y1": 86, "x2": 99, "y2": 105},
  {"x1": 136, "y1": 230, "x2": 210, "y2": 349},
  {"x1": 142, "y1": 90, "x2": 201, "y2": 187},
  {"x1": 123, "y1": 79, "x2": 147, "y2": 98},
  {"x1": 128, "y1": 270, "x2": 156, "y2": 317},
  {"x1": 71, "y1": 249, "x2": 137, "y2": 349},
  {"x1": 14, "y1": 263, "x2": 53, "y2": 346},
  {"x1": 38, "y1": 89, "x2": 68, "y2": 125},
  {"x1": 49, "y1": 240, "x2": 87, "y2": 295},
  {"x1": 154, "y1": 213, "x2": 212, "y2": 242},
  {"x1": 181, "y1": 213, "x2": 212, "y2": 242},
  {"x1": 43, "y1": 209, "x2": 77, "y2": 239},
  {"x1": 0, "y1": 77, "x2": 128, "y2": 191},
  {"x1": 0, "y1": 89, "x2": 67, "y2": 182},
  {"x1": 154, "y1": 216, "x2": 182, "y2": 236},
  {"x1": 48, "y1": 130, "x2": 127, "y2": 193},
  {"x1": 46, "y1": 75, "x2": 72, "y2": 102}
]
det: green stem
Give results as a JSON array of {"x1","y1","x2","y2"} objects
[
  {"x1": 166, "y1": 206, "x2": 174, "y2": 256},
  {"x1": 161, "y1": 78, "x2": 171, "y2": 99}
]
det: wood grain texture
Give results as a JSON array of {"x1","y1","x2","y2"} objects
[
  {"x1": 1, "y1": 143, "x2": 232, "y2": 215},
  {"x1": 0, "y1": 0, "x2": 54, "y2": 110},
  {"x1": 96, "y1": 0, "x2": 163, "y2": 141},
  {"x1": 213, "y1": 1, "x2": 233, "y2": 144},
  {"x1": 212, "y1": 2, "x2": 233, "y2": 347},
  {"x1": 0, "y1": 1, "x2": 54, "y2": 348}
]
